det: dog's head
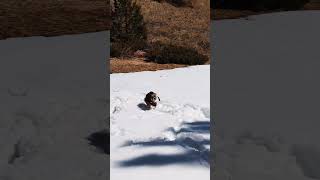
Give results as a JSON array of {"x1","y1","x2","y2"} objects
[{"x1": 145, "y1": 91, "x2": 160, "y2": 105}]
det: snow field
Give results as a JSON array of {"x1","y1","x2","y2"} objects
[{"x1": 110, "y1": 65, "x2": 211, "y2": 180}]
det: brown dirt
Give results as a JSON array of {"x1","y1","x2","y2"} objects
[
  {"x1": 0, "y1": 0, "x2": 110, "y2": 40},
  {"x1": 110, "y1": 57, "x2": 188, "y2": 73}
]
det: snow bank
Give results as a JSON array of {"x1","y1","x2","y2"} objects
[
  {"x1": 213, "y1": 11, "x2": 320, "y2": 179},
  {"x1": 110, "y1": 66, "x2": 210, "y2": 180},
  {"x1": 0, "y1": 32, "x2": 108, "y2": 180}
]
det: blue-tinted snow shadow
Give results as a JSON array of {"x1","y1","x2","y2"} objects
[
  {"x1": 118, "y1": 121, "x2": 210, "y2": 167},
  {"x1": 118, "y1": 150, "x2": 209, "y2": 167},
  {"x1": 168, "y1": 121, "x2": 210, "y2": 134}
]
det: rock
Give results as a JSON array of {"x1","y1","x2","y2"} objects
[{"x1": 133, "y1": 50, "x2": 147, "y2": 58}]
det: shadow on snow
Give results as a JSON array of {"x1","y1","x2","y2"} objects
[
  {"x1": 118, "y1": 121, "x2": 210, "y2": 167},
  {"x1": 168, "y1": 121, "x2": 210, "y2": 135},
  {"x1": 86, "y1": 129, "x2": 110, "y2": 154}
]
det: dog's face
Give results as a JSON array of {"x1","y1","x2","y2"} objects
[
  {"x1": 146, "y1": 92, "x2": 158, "y2": 102},
  {"x1": 145, "y1": 91, "x2": 160, "y2": 107},
  {"x1": 150, "y1": 93, "x2": 158, "y2": 102}
]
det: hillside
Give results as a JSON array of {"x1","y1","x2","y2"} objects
[
  {"x1": 212, "y1": 1, "x2": 320, "y2": 20},
  {"x1": 0, "y1": 0, "x2": 110, "y2": 39},
  {"x1": 110, "y1": 0, "x2": 210, "y2": 73},
  {"x1": 135, "y1": 0, "x2": 210, "y2": 57}
]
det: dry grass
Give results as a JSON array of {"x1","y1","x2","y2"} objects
[
  {"x1": 110, "y1": 0, "x2": 210, "y2": 73},
  {"x1": 212, "y1": 1, "x2": 320, "y2": 20},
  {"x1": 212, "y1": 9, "x2": 258, "y2": 20},
  {"x1": 0, "y1": 0, "x2": 110, "y2": 39},
  {"x1": 135, "y1": 0, "x2": 210, "y2": 59},
  {"x1": 110, "y1": 57, "x2": 187, "y2": 73},
  {"x1": 304, "y1": 1, "x2": 320, "y2": 9}
]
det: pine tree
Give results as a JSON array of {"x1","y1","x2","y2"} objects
[{"x1": 111, "y1": 0, "x2": 146, "y2": 43}]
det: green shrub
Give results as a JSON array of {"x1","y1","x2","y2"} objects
[
  {"x1": 147, "y1": 43, "x2": 208, "y2": 65},
  {"x1": 111, "y1": 0, "x2": 147, "y2": 57}
]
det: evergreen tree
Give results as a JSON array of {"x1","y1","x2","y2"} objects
[{"x1": 111, "y1": 0, "x2": 146, "y2": 43}]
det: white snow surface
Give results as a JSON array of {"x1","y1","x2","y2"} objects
[
  {"x1": 110, "y1": 66, "x2": 210, "y2": 180},
  {"x1": 213, "y1": 11, "x2": 320, "y2": 180},
  {"x1": 0, "y1": 32, "x2": 108, "y2": 180}
]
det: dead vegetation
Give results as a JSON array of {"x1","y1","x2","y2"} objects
[
  {"x1": 110, "y1": 0, "x2": 210, "y2": 73},
  {"x1": 0, "y1": 0, "x2": 110, "y2": 39},
  {"x1": 304, "y1": 1, "x2": 320, "y2": 10},
  {"x1": 212, "y1": 1, "x2": 320, "y2": 20},
  {"x1": 136, "y1": 0, "x2": 210, "y2": 58},
  {"x1": 110, "y1": 57, "x2": 187, "y2": 73}
]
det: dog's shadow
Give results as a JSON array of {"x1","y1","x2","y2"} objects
[{"x1": 137, "y1": 103, "x2": 150, "y2": 111}]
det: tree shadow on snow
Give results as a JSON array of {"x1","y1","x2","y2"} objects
[
  {"x1": 118, "y1": 121, "x2": 210, "y2": 167},
  {"x1": 118, "y1": 151, "x2": 209, "y2": 167},
  {"x1": 168, "y1": 121, "x2": 210, "y2": 134},
  {"x1": 86, "y1": 129, "x2": 110, "y2": 154}
]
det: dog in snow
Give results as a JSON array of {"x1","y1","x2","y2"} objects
[{"x1": 144, "y1": 91, "x2": 160, "y2": 109}]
